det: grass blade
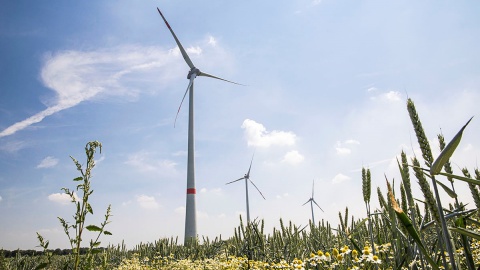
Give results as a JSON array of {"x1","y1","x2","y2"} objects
[{"x1": 431, "y1": 117, "x2": 473, "y2": 175}]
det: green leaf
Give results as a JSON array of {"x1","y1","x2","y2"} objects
[
  {"x1": 73, "y1": 177, "x2": 83, "y2": 181},
  {"x1": 436, "y1": 171, "x2": 480, "y2": 186},
  {"x1": 35, "y1": 262, "x2": 49, "y2": 270},
  {"x1": 435, "y1": 179, "x2": 457, "y2": 198},
  {"x1": 387, "y1": 181, "x2": 439, "y2": 270},
  {"x1": 91, "y1": 249, "x2": 102, "y2": 254},
  {"x1": 103, "y1": 231, "x2": 112, "y2": 235},
  {"x1": 86, "y1": 203, "x2": 93, "y2": 215},
  {"x1": 449, "y1": 226, "x2": 480, "y2": 241},
  {"x1": 92, "y1": 241, "x2": 101, "y2": 247},
  {"x1": 86, "y1": 225, "x2": 102, "y2": 232},
  {"x1": 348, "y1": 237, "x2": 362, "y2": 253},
  {"x1": 431, "y1": 117, "x2": 473, "y2": 175}
]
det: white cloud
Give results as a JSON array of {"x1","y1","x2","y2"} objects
[
  {"x1": 199, "y1": 188, "x2": 224, "y2": 196},
  {"x1": 368, "y1": 89, "x2": 402, "y2": 103},
  {"x1": 332, "y1": 173, "x2": 350, "y2": 184},
  {"x1": 0, "y1": 45, "x2": 182, "y2": 138},
  {"x1": 282, "y1": 150, "x2": 304, "y2": 165},
  {"x1": 335, "y1": 147, "x2": 351, "y2": 155},
  {"x1": 0, "y1": 195, "x2": 2, "y2": 202},
  {"x1": 208, "y1": 36, "x2": 217, "y2": 46},
  {"x1": 312, "y1": 0, "x2": 322, "y2": 6},
  {"x1": 384, "y1": 91, "x2": 401, "y2": 101},
  {"x1": 36, "y1": 156, "x2": 59, "y2": 169},
  {"x1": 335, "y1": 139, "x2": 360, "y2": 155},
  {"x1": 198, "y1": 210, "x2": 209, "y2": 219},
  {"x1": 136, "y1": 195, "x2": 160, "y2": 209},
  {"x1": 241, "y1": 119, "x2": 296, "y2": 148},
  {"x1": 125, "y1": 151, "x2": 177, "y2": 175},
  {"x1": 172, "y1": 151, "x2": 187, "y2": 157},
  {"x1": 175, "y1": 206, "x2": 185, "y2": 214},
  {"x1": 48, "y1": 192, "x2": 78, "y2": 205},
  {"x1": 186, "y1": 46, "x2": 202, "y2": 55},
  {"x1": 463, "y1": 143, "x2": 473, "y2": 152},
  {"x1": 0, "y1": 141, "x2": 27, "y2": 153}
]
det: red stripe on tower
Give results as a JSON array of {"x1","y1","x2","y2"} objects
[{"x1": 187, "y1": 188, "x2": 196, "y2": 194}]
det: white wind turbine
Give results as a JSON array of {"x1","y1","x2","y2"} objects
[
  {"x1": 302, "y1": 179, "x2": 324, "y2": 225},
  {"x1": 226, "y1": 154, "x2": 266, "y2": 224},
  {"x1": 156, "y1": 7, "x2": 242, "y2": 244}
]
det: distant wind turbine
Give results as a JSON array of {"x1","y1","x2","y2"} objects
[
  {"x1": 303, "y1": 179, "x2": 324, "y2": 225},
  {"x1": 226, "y1": 154, "x2": 266, "y2": 224},
  {"x1": 156, "y1": 7, "x2": 242, "y2": 244}
]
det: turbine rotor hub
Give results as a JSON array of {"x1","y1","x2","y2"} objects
[{"x1": 187, "y1": 68, "x2": 200, "y2": 79}]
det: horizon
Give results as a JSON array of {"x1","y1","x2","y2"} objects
[{"x1": 1, "y1": 1, "x2": 480, "y2": 250}]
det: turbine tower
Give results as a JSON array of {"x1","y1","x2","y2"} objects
[
  {"x1": 226, "y1": 154, "x2": 265, "y2": 224},
  {"x1": 156, "y1": 7, "x2": 241, "y2": 244},
  {"x1": 302, "y1": 179, "x2": 324, "y2": 225}
]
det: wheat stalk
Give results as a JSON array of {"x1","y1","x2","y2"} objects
[
  {"x1": 407, "y1": 99, "x2": 434, "y2": 166},
  {"x1": 411, "y1": 157, "x2": 441, "y2": 225},
  {"x1": 462, "y1": 168, "x2": 480, "y2": 212}
]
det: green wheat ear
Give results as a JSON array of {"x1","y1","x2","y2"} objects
[
  {"x1": 407, "y1": 98, "x2": 434, "y2": 167},
  {"x1": 463, "y1": 168, "x2": 480, "y2": 213},
  {"x1": 377, "y1": 187, "x2": 387, "y2": 210},
  {"x1": 411, "y1": 157, "x2": 440, "y2": 225},
  {"x1": 362, "y1": 167, "x2": 371, "y2": 204}
]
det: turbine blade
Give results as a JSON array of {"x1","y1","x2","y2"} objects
[
  {"x1": 226, "y1": 177, "x2": 245, "y2": 185},
  {"x1": 313, "y1": 199, "x2": 324, "y2": 212},
  {"x1": 246, "y1": 153, "x2": 254, "y2": 178},
  {"x1": 312, "y1": 179, "x2": 315, "y2": 198},
  {"x1": 198, "y1": 71, "x2": 244, "y2": 86},
  {"x1": 302, "y1": 199, "x2": 311, "y2": 206},
  {"x1": 174, "y1": 77, "x2": 194, "y2": 127},
  {"x1": 249, "y1": 179, "x2": 266, "y2": 200},
  {"x1": 156, "y1": 7, "x2": 195, "y2": 69}
]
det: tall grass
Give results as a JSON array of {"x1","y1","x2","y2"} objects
[{"x1": 2, "y1": 98, "x2": 480, "y2": 269}]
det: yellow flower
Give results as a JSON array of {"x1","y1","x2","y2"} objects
[
  {"x1": 372, "y1": 255, "x2": 382, "y2": 264},
  {"x1": 352, "y1": 249, "x2": 358, "y2": 257},
  {"x1": 332, "y1": 248, "x2": 339, "y2": 257},
  {"x1": 317, "y1": 250, "x2": 324, "y2": 256},
  {"x1": 325, "y1": 252, "x2": 331, "y2": 262}
]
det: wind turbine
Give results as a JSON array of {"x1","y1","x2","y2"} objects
[
  {"x1": 226, "y1": 154, "x2": 266, "y2": 224},
  {"x1": 302, "y1": 179, "x2": 324, "y2": 225},
  {"x1": 156, "y1": 7, "x2": 241, "y2": 244}
]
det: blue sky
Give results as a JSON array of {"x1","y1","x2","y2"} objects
[{"x1": 1, "y1": 1, "x2": 480, "y2": 250}]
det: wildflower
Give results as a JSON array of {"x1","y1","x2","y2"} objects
[
  {"x1": 336, "y1": 254, "x2": 344, "y2": 262},
  {"x1": 292, "y1": 258, "x2": 305, "y2": 270},
  {"x1": 352, "y1": 249, "x2": 358, "y2": 258},
  {"x1": 324, "y1": 252, "x2": 331, "y2": 262},
  {"x1": 340, "y1": 245, "x2": 351, "y2": 254},
  {"x1": 332, "y1": 248, "x2": 339, "y2": 257},
  {"x1": 372, "y1": 255, "x2": 382, "y2": 264}
]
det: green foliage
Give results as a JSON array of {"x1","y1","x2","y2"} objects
[
  {"x1": 35, "y1": 141, "x2": 112, "y2": 270},
  {"x1": 4, "y1": 100, "x2": 478, "y2": 269}
]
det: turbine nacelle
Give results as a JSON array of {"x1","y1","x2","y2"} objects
[{"x1": 187, "y1": 68, "x2": 201, "y2": 79}]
